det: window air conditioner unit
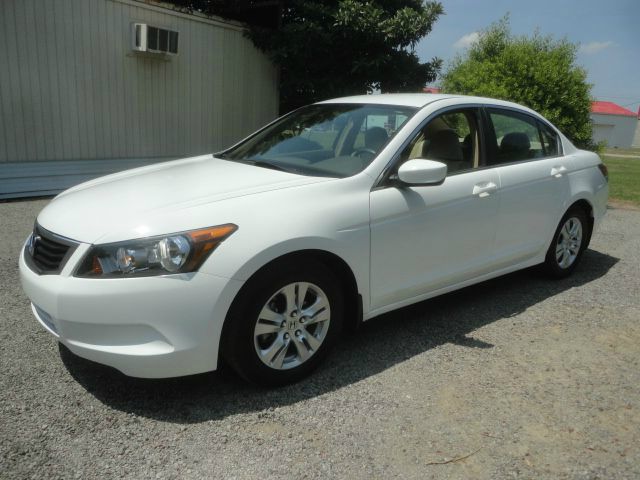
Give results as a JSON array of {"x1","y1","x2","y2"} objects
[{"x1": 132, "y1": 23, "x2": 179, "y2": 55}]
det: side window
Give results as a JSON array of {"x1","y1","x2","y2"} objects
[
  {"x1": 401, "y1": 109, "x2": 480, "y2": 175},
  {"x1": 538, "y1": 121, "x2": 560, "y2": 157},
  {"x1": 488, "y1": 109, "x2": 542, "y2": 164}
]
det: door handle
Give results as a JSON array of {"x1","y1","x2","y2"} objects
[
  {"x1": 550, "y1": 166, "x2": 567, "y2": 178},
  {"x1": 472, "y1": 182, "x2": 498, "y2": 197}
]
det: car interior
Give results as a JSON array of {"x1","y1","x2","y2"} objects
[
  {"x1": 223, "y1": 105, "x2": 415, "y2": 177},
  {"x1": 487, "y1": 111, "x2": 551, "y2": 164},
  {"x1": 404, "y1": 110, "x2": 479, "y2": 174},
  {"x1": 363, "y1": 126, "x2": 389, "y2": 152}
]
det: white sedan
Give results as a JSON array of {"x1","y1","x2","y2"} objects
[{"x1": 19, "y1": 94, "x2": 609, "y2": 386}]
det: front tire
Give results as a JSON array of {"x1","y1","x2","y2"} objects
[
  {"x1": 222, "y1": 260, "x2": 343, "y2": 386},
  {"x1": 543, "y1": 208, "x2": 589, "y2": 278}
]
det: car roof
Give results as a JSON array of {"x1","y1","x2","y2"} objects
[
  {"x1": 317, "y1": 93, "x2": 456, "y2": 108},
  {"x1": 317, "y1": 93, "x2": 536, "y2": 113}
]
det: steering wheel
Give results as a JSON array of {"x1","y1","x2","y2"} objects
[{"x1": 351, "y1": 148, "x2": 377, "y2": 157}]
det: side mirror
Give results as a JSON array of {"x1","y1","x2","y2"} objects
[{"x1": 396, "y1": 159, "x2": 447, "y2": 186}]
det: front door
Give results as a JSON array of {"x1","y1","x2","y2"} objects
[{"x1": 369, "y1": 108, "x2": 500, "y2": 311}]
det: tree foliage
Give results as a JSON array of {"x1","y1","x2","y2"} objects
[
  {"x1": 247, "y1": 1, "x2": 443, "y2": 113},
  {"x1": 166, "y1": 1, "x2": 443, "y2": 113},
  {"x1": 441, "y1": 16, "x2": 594, "y2": 148},
  {"x1": 165, "y1": 1, "x2": 283, "y2": 29}
]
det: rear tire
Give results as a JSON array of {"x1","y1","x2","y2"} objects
[
  {"x1": 542, "y1": 207, "x2": 589, "y2": 278},
  {"x1": 222, "y1": 259, "x2": 343, "y2": 387}
]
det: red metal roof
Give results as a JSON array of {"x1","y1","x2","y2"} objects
[
  {"x1": 591, "y1": 101, "x2": 636, "y2": 117},
  {"x1": 423, "y1": 86, "x2": 442, "y2": 94}
]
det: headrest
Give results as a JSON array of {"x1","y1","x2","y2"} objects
[
  {"x1": 425, "y1": 129, "x2": 463, "y2": 161},
  {"x1": 364, "y1": 127, "x2": 388, "y2": 151},
  {"x1": 501, "y1": 132, "x2": 530, "y2": 152}
]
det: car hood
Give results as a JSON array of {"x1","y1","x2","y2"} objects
[{"x1": 37, "y1": 155, "x2": 332, "y2": 243}]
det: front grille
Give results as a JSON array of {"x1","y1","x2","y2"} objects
[{"x1": 25, "y1": 224, "x2": 78, "y2": 274}]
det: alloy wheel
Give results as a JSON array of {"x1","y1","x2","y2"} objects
[
  {"x1": 555, "y1": 217, "x2": 583, "y2": 269},
  {"x1": 253, "y1": 282, "x2": 331, "y2": 370}
]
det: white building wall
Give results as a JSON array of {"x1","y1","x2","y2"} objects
[
  {"x1": 633, "y1": 121, "x2": 640, "y2": 148},
  {"x1": 0, "y1": 0, "x2": 279, "y2": 198},
  {"x1": 590, "y1": 113, "x2": 638, "y2": 148}
]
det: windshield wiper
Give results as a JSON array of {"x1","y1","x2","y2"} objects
[
  {"x1": 244, "y1": 159, "x2": 293, "y2": 173},
  {"x1": 215, "y1": 155, "x2": 287, "y2": 171},
  {"x1": 254, "y1": 161, "x2": 290, "y2": 172}
]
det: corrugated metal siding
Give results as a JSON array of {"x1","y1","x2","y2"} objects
[
  {"x1": 633, "y1": 121, "x2": 640, "y2": 148},
  {"x1": 0, "y1": 0, "x2": 278, "y2": 198},
  {"x1": 0, "y1": 157, "x2": 176, "y2": 198},
  {"x1": 590, "y1": 113, "x2": 638, "y2": 149}
]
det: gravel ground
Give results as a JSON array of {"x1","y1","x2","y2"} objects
[{"x1": 1, "y1": 199, "x2": 639, "y2": 479}]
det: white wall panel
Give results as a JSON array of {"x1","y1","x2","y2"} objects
[
  {"x1": 0, "y1": 0, "x2": 278, "y2": 197},
  {"x1": 591, "y1": 113, "x2": 638, "y2": 148}
]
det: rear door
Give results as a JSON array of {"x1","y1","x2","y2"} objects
[{"x1": 484, "y1": 108, "x2": 571, "y2": 266}]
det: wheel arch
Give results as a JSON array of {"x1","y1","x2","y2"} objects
[
  {"x1": 544, "y1": 196, "x2": 596, "y2": 258},
  {"x1": 566, "y1": 197, "x2": 595, "y2": 246},
  {"x1": 219, "y1": 249, "x2": 364, "y2": 362}
]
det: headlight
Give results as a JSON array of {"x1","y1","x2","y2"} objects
[{"x1": 75, "y1": 224, "x2": 237, "y2": 278}]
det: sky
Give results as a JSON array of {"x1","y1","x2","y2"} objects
[{"x1": 415, "y1": 0, "x2": 640, "y2": 114}]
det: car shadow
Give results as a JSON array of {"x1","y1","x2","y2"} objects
[{"x1": 60, "y1": 248, "x2": 618, "y2": 423}]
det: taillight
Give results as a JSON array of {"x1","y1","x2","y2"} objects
[{"x1": 597, "y1": 163, "x2": 608, "y2": 182}]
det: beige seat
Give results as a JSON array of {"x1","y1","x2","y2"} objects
[{"x1": 422, "y1": 129, "x2": 470, "y2": 173}]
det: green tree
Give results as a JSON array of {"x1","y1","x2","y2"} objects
[
  {"x1": 441, "y1": 16, "x2": 594, "y2": 149},
  {"x1": 168, "y1": 1, "x2": 443, "y2": 113},
  {"x1": 247, "y1": 1, "x2": 444, "y2": 113}
]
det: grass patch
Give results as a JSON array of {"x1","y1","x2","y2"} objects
[{"x1": 602, "y1": 155, "x2": 640, "y2": 205}]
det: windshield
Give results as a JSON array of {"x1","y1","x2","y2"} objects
[{"x1": 219, "y1": 104, "x2": 416, "y2": 178}]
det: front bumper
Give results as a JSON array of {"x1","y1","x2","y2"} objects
[{"x1": 19, "y1": 243, "x2": 243, "y2": 378}]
